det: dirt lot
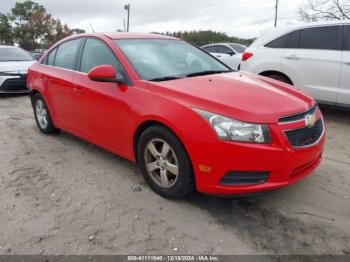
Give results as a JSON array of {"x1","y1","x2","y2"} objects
[{"x1": 0, "y1": 95, "x2": 349, "y2": 255}]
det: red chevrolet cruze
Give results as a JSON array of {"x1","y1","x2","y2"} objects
[{"x1": 28, "y1": 33, "x2": 325, "y2": 198}]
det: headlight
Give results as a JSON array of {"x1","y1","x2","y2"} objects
[{"x1": 194, "y1": 108, "x2": 271, "y2": 143}]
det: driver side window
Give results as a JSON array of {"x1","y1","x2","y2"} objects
[{"x1": 80, "y1": 38, "x2": 126, "y2": 79}]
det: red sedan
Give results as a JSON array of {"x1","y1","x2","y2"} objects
[{"x1": 27, "y1": 33, "x2": 325, "y2": 198}]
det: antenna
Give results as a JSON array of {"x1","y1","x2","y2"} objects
[{"x1": 89, "y1": 21, "x2": 95, "y2": 33}]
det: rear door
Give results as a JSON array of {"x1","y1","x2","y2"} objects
[
  {"x1": 73, "y1": 37, "x2": 130, "y2": 153},
  {"x1": 338, "y1": 25, "x2": 350, "y2": 107},
  {"x1": 282, "y1": 25, "x2": 342, "y2": 104},
  {"x1": 47, "y1": 38, "x2": 82, "y2": 128}
]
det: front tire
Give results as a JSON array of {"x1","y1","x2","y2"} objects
[
  {"x1": 137, "y1": 125, "x2": 195, "y2": 199},
  {"x1": 32, "y1": 93, "x2": 59, "y2": 134}
]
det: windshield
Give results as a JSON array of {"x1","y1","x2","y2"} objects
[
  {"x1": 228, "y1": 44, "x2": 247, "y2": 54},
  {"x1": 114, "y1": 39, "x2": 231, "y2": 81},
  {"x1": 0, "y1": 47, "x2": 34, "y2": 62}
]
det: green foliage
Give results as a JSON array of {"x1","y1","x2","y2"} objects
[
  {"x1": 0, "y1": 13, "x2": 14, "y2": 45},
  {"x1": 1, "y1": 0, "x2": 85, "y2": 50},
  {"x1": 153, "y1": 30, "x2": 255, "y2": 47}
]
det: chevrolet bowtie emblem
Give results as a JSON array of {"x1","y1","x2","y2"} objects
[{"x1": 305, "y1": 113, "x2": 316, "y2": 128}]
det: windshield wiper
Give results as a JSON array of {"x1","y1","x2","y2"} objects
[
  {"x1": 186, "y1": 70, "x2": 232, "y2": 78},
  {"x1": 148, "y1": 76, "x2": 182, "y2": 82}
]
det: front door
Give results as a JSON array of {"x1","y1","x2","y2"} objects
[{"x1": 72, "y1": 38, "x2": 130, "y2": 154}]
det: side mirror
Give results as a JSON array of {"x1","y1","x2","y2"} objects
[
  {"x1": 226, "y1": 50, "x2": 235, "y2": 56},
  {"x1": 88, "y1": 65, "x2": 120, "y2": 83}
]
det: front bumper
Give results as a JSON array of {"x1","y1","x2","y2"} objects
[
  {"x1": 0, "y1": 73, "x2": 29, "y2": 94},
  {"x1": 194, "y1": 111, "x2": 326, "y2": 196}
]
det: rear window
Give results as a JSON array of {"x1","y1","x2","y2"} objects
[
  {"x1": 299, "y1": 26, "x2": 340, "y2": 50},
  {"x1": 0, "y1": 47, "x2": 34, "y2": 62}
]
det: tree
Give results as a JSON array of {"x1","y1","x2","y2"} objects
[
  {"x1": 153, "y1": 30, "x2": 254, "y2": 47},
  {"x1": 7, "y1": 0, "x2": 85, "y2": 49},
  {"x1": 298, "y1": 0, "x2": 350, "y2": 22},
  {"x1": 0, "y1": 13, "x2": 14, "y2": 45}
]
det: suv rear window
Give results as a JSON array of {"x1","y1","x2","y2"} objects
[
  {"x1": 265, "y1": 33, "x2": 290, "y2": 48},
  {"x1": 299, "y1": 26, "x2": 340, "y2": 50},
  {"x1": 265, "y1": 30, "x2": 300, "y2": 49},
  {"x1": 347, "y1": 25, "x2": 350, "y2": 51}
]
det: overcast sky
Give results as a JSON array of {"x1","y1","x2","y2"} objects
[{"x1": 1, "y1": 0, "x2": 305, "y2": 38}]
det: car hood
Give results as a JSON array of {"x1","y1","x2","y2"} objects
[
  {"x1": 0, "y1": 61, "x2": 36, "y2": 73},
  {"x1": 146, "y1": 72, "x2": 314, "y2": 124}
]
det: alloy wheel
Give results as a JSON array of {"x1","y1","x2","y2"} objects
[
  {"x1": 35, "y1": 99, "x2": 48, "y2": 129},
  {"x1": 144, "y1": 138, "x2": 179, "y2": 189}
]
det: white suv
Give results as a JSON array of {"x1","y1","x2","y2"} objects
[{"x1": 241, "y1": 21, "x2": 350, "y2": 108}]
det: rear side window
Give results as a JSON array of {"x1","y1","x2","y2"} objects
[
  {"x1": 47, "y1": 48, "x2": 57, "y2": 66},
  {"x1": 54, "y1": 39, "x2": 82, "y2": 70},
  {"x1": 80, "y1": 38, "x2": 126, "y2": 78},
  {"x1": 203, "y1": 46, "x2": 217, "y2": 53},
  {"x1": 347, "y1": 25, "x2": 350, "y2": 51},
  {"x1": 285, "y1": 31, "x2": 300, "y2": 48},
  {"x1": 217, "y1": 46, "x2": 234, "y2": 54},
  {"x1": 299, "y1": 26, "x2": 340, "y2": 50},
  {"x1": 265, "y1": 33, "x2": 290, "y2": 48}
]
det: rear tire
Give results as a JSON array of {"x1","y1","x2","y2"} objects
[
  {"x1": 267, "y1": 74, "x2": 293, "y2": 85},
  {"x1": 137, "y1": 125, "x2": 195, "y2": 199},
  {"x1": 32, "y1": 93, "x2": 60, "y2": 134}
]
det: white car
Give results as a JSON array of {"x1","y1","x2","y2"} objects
[
  {"x1": 201, "y1": 43, "x2": 247, "y2": 70},
  {"x1": 241, "y1": 21, "x2": 350, "y2": 108},
  {"x1": 0, "y1": 46, "x2": 36, "y2": 94}
]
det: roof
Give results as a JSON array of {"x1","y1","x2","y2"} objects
[
  {"x1": 251, "y1": 19, "x2": 350, "y2": 48},
  {"x1": 202, "y1": 43, "x2": 247, "y2": 48},
  {"x1": 100, "y1": 32, "x2": 178, "y2": 40},
  {"x1": 0, "y1": 45, "x2": 17, "y2": 48}
]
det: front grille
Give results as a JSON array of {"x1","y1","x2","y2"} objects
[
  {"x1": 221, "y1": 171, "x2": 270, "y2": 186},
  {"x1": 279, "y1": 106, "x2": 317, "y2": 123},
  {"x1": 1, "y1": 75, "x2": 28, "y2": 92},
  {"x1": 285, "y1": 118, "x2": 324, "y2": 148}
]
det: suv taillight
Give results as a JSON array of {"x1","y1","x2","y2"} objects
[{"x1": 242, "y1": 52, "x2": 253, "y2": 61}]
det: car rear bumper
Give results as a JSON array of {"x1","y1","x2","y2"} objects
[{"x1": 194, "y1": 114, "x2": 326, "y2": 196}]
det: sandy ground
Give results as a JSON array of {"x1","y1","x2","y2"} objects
[{"x1": 0, "y1": 95, "x2": 349, "y2": 255}]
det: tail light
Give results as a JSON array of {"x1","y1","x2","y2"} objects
[{"x1": 242, "y1": 52, "x2": 253, "y2": 61}]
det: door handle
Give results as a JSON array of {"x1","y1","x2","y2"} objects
[
  {"x1": 285, "y1": 55, "x2": 300, "y2": 60},
  {"x1": 216, "y1": 55, "x2": 222, "y2": 58}
]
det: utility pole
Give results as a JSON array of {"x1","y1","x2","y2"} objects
[
  {"x1": 124, "y1": 4, "x2": 130, "y2": 32},
  {"x1": 274, "y1": 0, "x2": 279, "y2": 27}
]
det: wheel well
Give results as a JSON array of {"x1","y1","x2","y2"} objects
[
  {"x1": 30, "y1": 90, "x2": 40, "y2": 106},
  {"x1": 259, "y1": 71, "x2": 293, "y2": 85},
  {"x1": 133, "y1": 120, "x2": 170, "y2": 161}
]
